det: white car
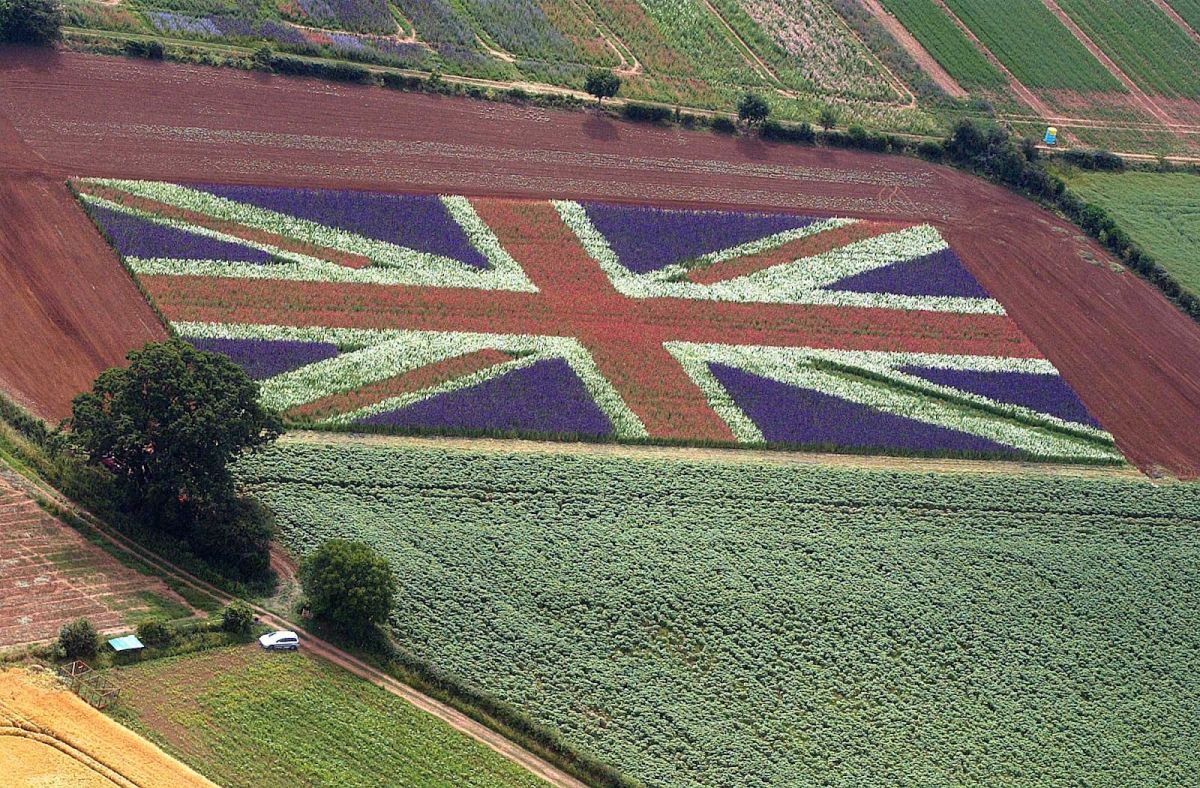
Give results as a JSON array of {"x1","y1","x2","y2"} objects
[{"x1": 258, "y1": 630, "x2": 300, "y2": 651}]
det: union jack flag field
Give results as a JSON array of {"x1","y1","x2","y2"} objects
[{"x1": 76, "y1": 178, "x2": 1120, "y2": 462}]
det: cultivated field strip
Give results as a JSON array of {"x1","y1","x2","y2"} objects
[
  {"x1": 237, "y1": 439, "x2": 1200, "y2": 786},
  {"x1": 0, "y1": 474, "x2": 195, "y2": 647}
]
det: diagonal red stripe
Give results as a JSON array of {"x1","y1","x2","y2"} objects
[{"x1": 685, "y1": 220, "x2": 910, "y2": 285}]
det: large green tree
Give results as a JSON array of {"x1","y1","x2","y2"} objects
[
  {"x1": 71, "y1": 339, "x2": 281, "y2": 517},
  {"x1": 584, "y1": 68, "x2": 621, "y2": 105},
  {"x1": 737, "y1": 93, "x2": 770, "y2": 125},
  {"x1": 0, "y1": 0, "x2": 63, "y2": 45},
  {"x1": 301, "y1": 540, "x2": 396, "y2": 638}
]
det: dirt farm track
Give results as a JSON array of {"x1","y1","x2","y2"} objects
[{"x1": 2, "y1": 47, "x2": 1199, "y2": 477}]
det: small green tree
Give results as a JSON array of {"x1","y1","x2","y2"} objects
[
  {"x1": 221, "y1": 600, "x2": 255, "y2": 634},
  {"x1": 737, "y1": 93, "x2": 770, "y2": 125},
  {"x1": 58, "y1": 618, "x2": 98, "y2": 660},
  {"x1": 818, "y1": 106, "x2": 838, "y2": 132},
  {"x1": 584, "y1": 68, "x2": 621, "y2": 105},
  {"x1": 300, "y1": 540, "x2": 395, "y2": 638},
  {"x1": 0, "y1": 0, "x2": 63, "y2": 45},
  {"x1": 136, "y1": 619, "x2": 172, "y2": 647}
]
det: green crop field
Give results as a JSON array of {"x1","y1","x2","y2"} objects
[
  {"x1": 238, "y1": 439, "x2": 1200, "y2": 787},
  {"x1": 1167, "y1": 0, "x2": 1200, "y2": 31},
  {"x1": 107, "y1": 644, "x2": 546, "y2": 787},
  {"x1": 1056, "y1": 0, "x2": 1200, "y2": 98},
  {"x1": 941, "y1": 0, "x2": 1121, "y2": 91},
  {"x1": 1056, "y1": 169, "x2": 1200, "y2": 296},
  {"x1": 879, "y1": 0, "x2": 1004, "y2": 88}
]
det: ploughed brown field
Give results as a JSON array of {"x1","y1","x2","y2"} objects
[{"x1": 1, "y1": 47, "x2": 1198, "y2": 477}]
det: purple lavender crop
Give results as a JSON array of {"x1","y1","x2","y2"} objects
[
  {"x1": 147, "y1": 11, "x2": 220, "y2": 37},
  {"x1": 87, "y1": 204, "x2": 272, "y2": 264},
  {"x1": 293, "y1": 0, "x2": 394, "y2": 33},
  {"x1": 186, "y1": 337, "x2": 339, "y2": 380},
  {"x1": 709, "y1": 363, "x2": 1020, "y2": 455},
  {"x1": 582, "y1": 203, "x2": 816, "y2": 274},
  {"x1": 191, "y1": 184, "x2": 490, "y2": 269},
  {"x1": 827, "y1": 248, "x2": 992, "y2": 299},
  {"x1": 361, "y1": 358, "x2": 614, "y2": 437},
  {"x1": 899, "y1": 366, "x2": 1101, "y2": 426}
]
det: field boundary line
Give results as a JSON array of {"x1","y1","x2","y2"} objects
[
  {"x1": 858, "y1": 0, "x2": 968, "y2": 99},
  {"x1": 925, "y1": 0, "x2": 1075, "y2": 139},
  {"x1": 0, "y1": 463, "x2": 588, "y2": 788},
  {"x1": 1038, "y1": 0, "x2": 1182, "y2": 134},
  {"x1": 1154, "y1": 0, "x2": 1200, "y2": 44},
  {"x1": 279, "y1": 430, "x2": 1146, "y2": 480}
]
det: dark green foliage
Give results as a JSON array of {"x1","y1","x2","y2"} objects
[
  {"x1": 58, "y1": 618, "x2": 98, "y2": 659},
  {"x1": 136, "y1": 619, "x2": 172, "y2": 647},
  {"x1": 70, "y1": 339, "x2": 280, "y2": 516},
  {"x1": 1060, "y1": 148, "x2": 1126, "y2": 172},
  {"x1": 759, "y1": 119, "x2": 815, "y2": 144},
  {"x1": 124, "y1": 38, "x2": 165, "y2": 60},
  {"x1": 621, "y1": 101, "x2": 672, "y2": 124},
  {"x1": 917, "y1": 139, "x2": 945, "y2": 161},
  {"x1": 300, "y1": 539, "x2": 395, "y2": 638},
  {"x1": 380, "y1": 72, "x2": 423, "y2": 91},
  {"x1": 221, "y1": 600, "x2": 255, "y2": 634},
  {"x1": 818, "y1": 106, "x2": 838, "y2": 131},
  {"x1": 0, "y1": 0, "x2": 63, "y2": 45},
  {"x1": 268, "y1": 54, "x2": 373, "y2": 84},
  {"x1": 69, "y1": 339, "x2": 281, "y2": 579},
  {"x1": 252, "y1": 44, "x2": 274, "y2": 69},
  {"x1": 583, "y1": 68, "x2": 620, "y2": 104},
  {"x1": 709, "y1": 116, "x2": 737, "y2": 134},
  {"x1": 190, "y1": 494, "x2": 276, "y2": 581},
  {"x1": 736, "y1": 92, "x2": 769, "y2": 125}
]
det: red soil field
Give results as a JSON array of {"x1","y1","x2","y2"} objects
[
  {"x1": 1, "y1": 48, "x2": 1199, "y2": 476},
  {"x1": 0, "y1": 472, "x2": 196, "y2": 646}
]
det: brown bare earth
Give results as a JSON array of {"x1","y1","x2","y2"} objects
[
  {"x1": 0, "y1": 668, "x2": 216, "y2": 787},
  {"x1": 0, "y1": 100, "x2": 165, "y2": 421},
  {"x1": 0, "y1": 470, "x2": 197, "y2": 647},
  {"x1": 1, "y1": 48, "x2": 1199, "y2": 476}
]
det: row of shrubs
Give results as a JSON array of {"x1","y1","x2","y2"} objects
[{"x1": 56, "y1": 601, "x2": 256, "y2": 662}]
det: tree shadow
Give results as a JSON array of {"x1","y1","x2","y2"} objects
[
  {"x1": 0, "y1": 43, "x2": 65, "y2": 74},
  {"x1": 735, "y1": 133, "x2": 769, "y2": 161},
  {"x1": 582, "y1": 112, "x2": 619, "y2": 142}
]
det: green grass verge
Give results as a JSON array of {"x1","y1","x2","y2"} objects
[
  {"x1": 1054, "y1": 168, "x2": 1200, "y2": 296},
  {"x1": 107, "y1": 644, "x2": 547, "y2": 788},
  {"x1": 236, "y1": 439, "x2": 1200, "y2": 786}
]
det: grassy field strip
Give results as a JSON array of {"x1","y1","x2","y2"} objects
[
  {"x1": 923, "y1": 0, "x2": 1074, "y2": 132},
  {"x1": 1164, "y1": 0, "x2": 1200, "y2": 34},
  {"x1": 1055, "y1": 169, "x2": 1200, "y2": 297},
  {"x1": 1150, "y1": 0, "x2": 1200, "y2": 43},
  {"x1": 108, "y1": 646, "x2": 548, "y2": 788},
  {"x1": 0, "y1": 455, "x2": 584, "y2": 787},
  {"x1": 279, "y1": 429, "x2": 1143, "y2": 478}
]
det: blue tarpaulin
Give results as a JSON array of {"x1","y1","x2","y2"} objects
[{"x1": 108, "y1": 635, "x2": 144, "y2": 652}]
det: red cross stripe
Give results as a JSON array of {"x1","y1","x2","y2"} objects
[{"x1": 137, "y1": 196, "x2": 1043, "y2": 442}]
